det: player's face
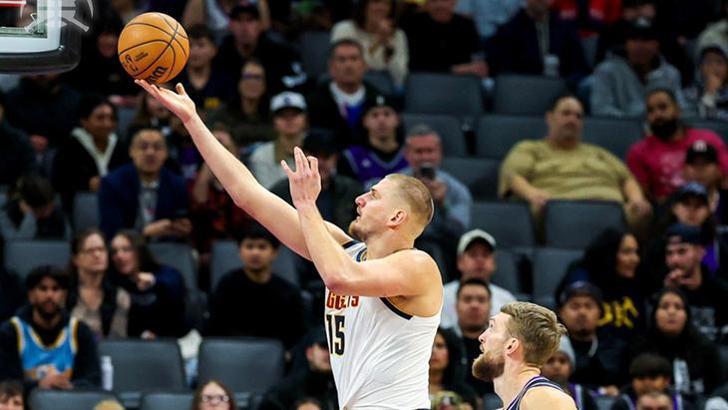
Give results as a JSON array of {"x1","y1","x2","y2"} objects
[
  {"x1": 364, "y1": 106, "x2": 399, "y2": 140},
  {"x1": 130, "y1": 130, "x2": 168, "y2": 175},
  {"x1": 654, "y1": 292, "x2": 687, "y2": 336},
  {"x1": 430, "y1": 333, "x2": 450, "y2": 371},
  {"x1": 28, "y1": 277, "x2": 65, "y2": 321},
  {"x1": 0, "y1": 393, "x2": 23, "y2": 410},
  {"x1": 110, "y1": 235, "x2": 138, "y2": 276},
  {"x1": 239, "y1": 238, "x2": 277, "y2": 273},
  {"x1": 82, "y1": 103, "x2": 116, "y2": 140},
  {"x1": 350, "y1": 179, "x2": 400, "y2": 240},
  {"x1": 457, "y1": 242, "x2": 496, "y2": 282},
  {"x1": 472, "y1": 313, "x2": 508, "y2": 381},
  {"x1": 542, "y1": 351, "x2": 571, "y2": 384}
]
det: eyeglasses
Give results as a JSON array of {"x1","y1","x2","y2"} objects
[
  {"x1": 241, "y1": 73, "x2": 264, "y2": 81},
  {"x1": 201, "y1": 394, "x2": 230, "y2": 405}
]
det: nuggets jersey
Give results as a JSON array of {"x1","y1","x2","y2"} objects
[
  {"x1": 10, "y1": 316, "x2": 79, "y2": 382},
  {"x1": 324, "y1": 241, "x2": 441, "y2": 409}
]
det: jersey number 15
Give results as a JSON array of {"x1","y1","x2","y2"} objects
[{"x1": 325, "y1": 314, "x2": 345, "y2": 355}]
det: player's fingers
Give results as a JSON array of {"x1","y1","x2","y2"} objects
[
  {"x1": 176, "y1": 83, "x2": 188, "y2": 96},
  {"x1": 293, "y1": 147, "x2": 305, "y2": 174},
  {"x1": 308, "y1": 156, "x2": 319, "y2": 178},
  {"x1": 281, "y1": 160, "x2": 294, "y2": 177}
]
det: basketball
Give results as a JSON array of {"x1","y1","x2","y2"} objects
[{"x1": 117, "y1": 12, "x2": 189, "y2": 84}]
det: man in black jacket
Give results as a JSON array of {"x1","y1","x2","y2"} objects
[{"x1": 0, "y1": 266, "x2": 100, "y2": 391}]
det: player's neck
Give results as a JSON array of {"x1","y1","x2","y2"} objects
[
  {"x1": 364, "y1": 234, "x2": 414, "y2": 259},
  {"x1": 494, "y1": 362, "x2": 541, "y2": 407}
]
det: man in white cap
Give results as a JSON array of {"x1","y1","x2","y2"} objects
[
  {"x1": 440, "y1": 229, "x2": 517, "y2": 329},
  {"x1": 249, "y1": 91, "x2": 308, "y2": 188}
]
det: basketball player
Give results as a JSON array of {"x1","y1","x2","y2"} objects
[
  {"x1": 136, "y1": 80, "x2": 443, "y2": 409},
  {"x1": 473, "y1": 302, "x2": 577, "y2": 409}
]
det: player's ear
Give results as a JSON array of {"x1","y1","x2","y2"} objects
[
  {"x1": 387, "y1": 209, "x2": 407, "y2": 227},
  {"x1": 505, "y1": 338, "x2": 519, "y2": 354}
]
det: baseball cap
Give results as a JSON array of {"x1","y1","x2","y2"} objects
[
  {"x1": 675, "y1": 182, "x2": 709, "y2": 205},
  {"x1": 625, "y1": 17, "x2": 659, "y2": 40},
  {"x1": 664, "y1": 223, "x2": 703, "y2": 245},
  {"x1": 303, "y1": 129, "x2": 337, "y2": 157},
  {"x1": 363, "y1": 94, "x2": 399, "y2": 116},
  {"x1": 685, "y1": 140, "x2": 718, "y2": 164},
  {"x1": 457, "y1": 229, "x2": 496, "y2": 255},
  {"x1": 229, "y1": 3, "x2": 260, "y2": 20},
  {"x1": 557, "y1": 336, "x2": 576, "y2": 366},
  {"x1": 558, "y1": 281, "x2": 604, "y2": 310},
  {"x1": 270, "y1": 91, "x2": 307, "y2": 115}
]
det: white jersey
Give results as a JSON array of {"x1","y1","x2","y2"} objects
[{"x1": 324, "y1": 241, "x2": 441, "y2": 409}]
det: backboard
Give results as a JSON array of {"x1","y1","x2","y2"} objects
[{"x1": 0, "y1": 0, "x2": 87, "y2": 73}]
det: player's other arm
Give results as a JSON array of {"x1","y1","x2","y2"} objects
[
  {"x1": 521, "y1": 388, "x2": 577, "y2": 410},
  {"x1": 135, "y1": 81, "x2": 351, "y2": 258}
]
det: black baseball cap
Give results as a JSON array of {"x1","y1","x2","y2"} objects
[
  {"x1": 558, "y1": 281, "x2": 604, "y2": 310},
  {"x1": 625, "y1": 17, "x2": 659, "y2": 40},
  {"x1": 664, "y1": 223, "x2": 703, "y2": 245},
  {"x1": 675, "y1": 182, "x2": 709, "y2": 205},
  {"x1": 363, "y1": 94, "x2": 399, "y2": 116},
  {"x1": 685, "y1": 140, "x2": 719, "y2": 164},
  {"x1": 230, "y1": 3, "x2": 260, "y2": 20},
  {"x1": 303, "y1": 129, "x2": 338, "y2": 157}
]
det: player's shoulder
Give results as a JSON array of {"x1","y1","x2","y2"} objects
[
  {"x1": 521, "y1": 385, "x2": 577, "y2": 410},
  {"x1": 396, "y1": 249, "x2": 442, "y2": 283}
]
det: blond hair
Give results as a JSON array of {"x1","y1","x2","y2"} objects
[
  {"x1": 94, "y1": 400, "x2": 125, "y2": 410},
  {"x1": 501, "y1": 302, "x2": 567, "y2": 366},
  {"x1": 384, "y1": 174, "x2": 434, "y2": 231}
]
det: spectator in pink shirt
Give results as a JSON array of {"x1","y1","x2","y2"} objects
[{"x1": 627, "y1": 88, "x2": 728, "y2": 203}]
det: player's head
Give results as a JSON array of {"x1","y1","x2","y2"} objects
[
  {"x1": 349, "y1": 174, "x2": 434, "y2": 241},
  {"x1": 473, "y1": 302, "x2": 566, "y2": 381}
]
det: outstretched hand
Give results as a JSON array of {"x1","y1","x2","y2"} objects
[
  {"x1": 135, "y1": 80, "x2": 196, "y2": 124},
  {"x1": 281, "y1": 147, "x2": 322, "y2": 209}
]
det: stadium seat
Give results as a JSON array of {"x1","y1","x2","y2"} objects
[
  {"x1": 198, "y1": 338, "x2": 285, "y2": 397},
  {"x1": 493, "y1": 250, "x2": 521, "y2": 294},
  {"x1": 72, "y1": 191, "x2": 99, "y2": 232},
  {"x1": 470, "y1": 202, "x2": 535, "y2": 248},
  {"x1": 299, "y1": 31, "x2": 331, "y2": 79},
  {"x1": 29, "y1": 389, "x2": 119, "y2": 410},
  {"x1": 401, "y1": 113, "x2": 467, "y2": 157},
  {"x1": 532, "y1": 247, "x2": 583, "y2": 308},
  {"x1": 544, "y1": 200, "x2": 626, "y2": 249},
  {"x1": 582, "y1": 117, "x2": 643, "y2": 159},
  {"x1": 595, "y1": 394, "x2": 616, "y2": 410},
  {"x1": 441, "y1": 157, "x2": 499, "y2": 200},
  {"x1": 404, "y1": 73, "x2": 484, "y2": 124},
  {"x1": 0, "y1": 191, "x2": 6, "y2": 208},
  {"x1": 4, "y1": 240, "x2": 70, "y2": 279},
  {"x1": 209, "y1": 240, "x2": 300, "y2": 291},
  {"x1": 364, "y1": 70, "x2": 396, "y2": 96},
  {"x1": 492, "y1": 75, "x2": 567, "y2": 115},
  {"x1": 139, "y1": 392, "x2": 193, "y2": 410},
  {"x1": 98, "y1": 340, "x2": 187, "y2": 408},
  {"x1": 475, "y1": 115, "x2": 547, "y2": 159},
  {"x1": 689, "y1": 119, "x2": 728, "y2": 143},
  {"x1": 148, "y1": 242, "x2": 197, "y2": 290}
]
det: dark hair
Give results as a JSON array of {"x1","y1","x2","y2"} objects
[
  {"x1": 293, "y1": 397, "x2": 322, "y2": 410},
  {"x1": 112, "y1": 230, "x2": 160, "y2": 273},
  {"x1": 649, "y1": 288, "x2": 692, "y2": 335},
  {"x1": 456, "y1": 277, "x2": 491, "y2": 300},
  {"x1": 577, "y1": 228, "x2": 639, "y2": 290},
  {"x1": 190, "y1": 380, "x2": 236, "y2": 410},
  {"x1": 236, "y1": 223, "x2": 280, "y2": 249},
  {"x1": 78, "y1": 94, "x2": 116, "y2": 122},
  {"x1": 646, "y1": 87, "x2": 678, "y2": 104},
  {"x1": 14, "y1": 175, "x2": 55, "y2": 208},
  {"x1": 328, "y1": 38, "x2": 364, "y2": 61},
  {"x1": 548, "y1": 94, "x2": 581, "y2": 112},
  {"x1": 71, "y1": 228, "x2": 106, "y2": 257},
  {"x1": 435, "y1": 327, "x2": 469, "y2": 389},
  {"x1": 187, "y1": 24, "x2": 215, "y2": 43},
  {"x1": 26, "y1": 265, "x2": 69, "y2": 291},
  {"x1": 353, "y1": 0, "x2": 396, "y2": 29},
  {"x1": 629, "y1": 353, "x2": 672, "y2": 379},
  {"x1": 0, "y1": 380, "x2": 23, "y2": 402}
]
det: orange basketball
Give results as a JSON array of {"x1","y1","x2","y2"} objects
[{"x1": 118, "y1": 12, "x2": 189, "y2": 84}]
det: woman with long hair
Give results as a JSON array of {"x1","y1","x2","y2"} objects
[
  {"x1": 67, "y1": 228, "x2": 130, "y2": 340},
  {"x1": 429, "y1": 328, "x2": 478, "y2": 409}
]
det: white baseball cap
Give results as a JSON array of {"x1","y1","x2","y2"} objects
[
  {"x1": 457, "y1": 229, "x2": 496, "y2": 255},
  {"x1": 270, "y1": 91, "x2": 307, "y2": 114}
]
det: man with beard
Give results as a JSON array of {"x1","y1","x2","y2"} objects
[
  {"x1": 0, "y1": 266, "x2": 100, "y2": 391},
  {"x1": 472, "y1": 301, "x2": 575, "y2": 409},
  {"x1": 627, "y1": 88, "x2": 728, "y2": 203},
  {"x1": 136, "y1": 79, "x2": 443, "y2": 409},
  {"x1": 207, "y1": 224, "x2": 306, "y2": 350},
  {"x1": 499, "y1": 95, "x2": 651, "y2": 228}
]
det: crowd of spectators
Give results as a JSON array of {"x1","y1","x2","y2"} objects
[{"x1": 5, "y1": 0, "x2": 728, "y2": 409}]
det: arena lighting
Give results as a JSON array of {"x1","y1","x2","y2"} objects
[{"x1": 0, "y1": 0, "x2": 90, "y2": 73}]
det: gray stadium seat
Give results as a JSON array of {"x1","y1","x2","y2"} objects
[
  {"x1": 582, "y1": 117, "x2": 644, "y2": 159},
  {"x1": 401, "y1": 113, "x2": 467, "y2": 157},
  {"x1": 492, "y1": 75, "x2": 567, "y2": 115},
  {"x1": 404, "y1": 73, "x2": 484, "y2": 123},
  {"x1": 364, "y1": 70, "x2": 396, "y2": 96},
  {"x1": 492, "y1": 250, "x2": 521, "y2": 294},
  {"x1": 139, "y1": 392, "x2": 193, "y2": 410},
  {"x1": 98, "y1": 340, "x2": 186, "y2": 408},
  {"x1": 198, "y1": 338, "x2": 285, "y2": 396},
  {"x1": 29, "y1": 389, "x2": 119, "y2": 410},
  {"x1": 475, "y1": 115, "x2": 547, "y2": 159},
  {"x1": 532, "y1": 247, "x2": 583, "y2": 308},
  {"x1": 210, "y1": 240, "x2": 300, "y2": 291},
  {"x1": 441, "y1": 157, "x2": 499, "y2": 200},
  {"x1": 299, "y1": 31, "x2": 331, "y2": 79},
  {"x1": 4, "y1": 240, "x2": 71, "y2": 279},
  {"x1": 544, "y1": 200, "x2": 626, "y2": 249},
  {"x1": 148, "y1": 242, "x2": 197, "y2": 290},
  {"x1": 689, "y1": 120, "x2": 728, "y2": 143},
  {"x1": 470, "y1": 202, "x2": 535, "y2": 248},
  {"x1": 72, "y1": 192, "x2": 99, "y2": 232}
]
